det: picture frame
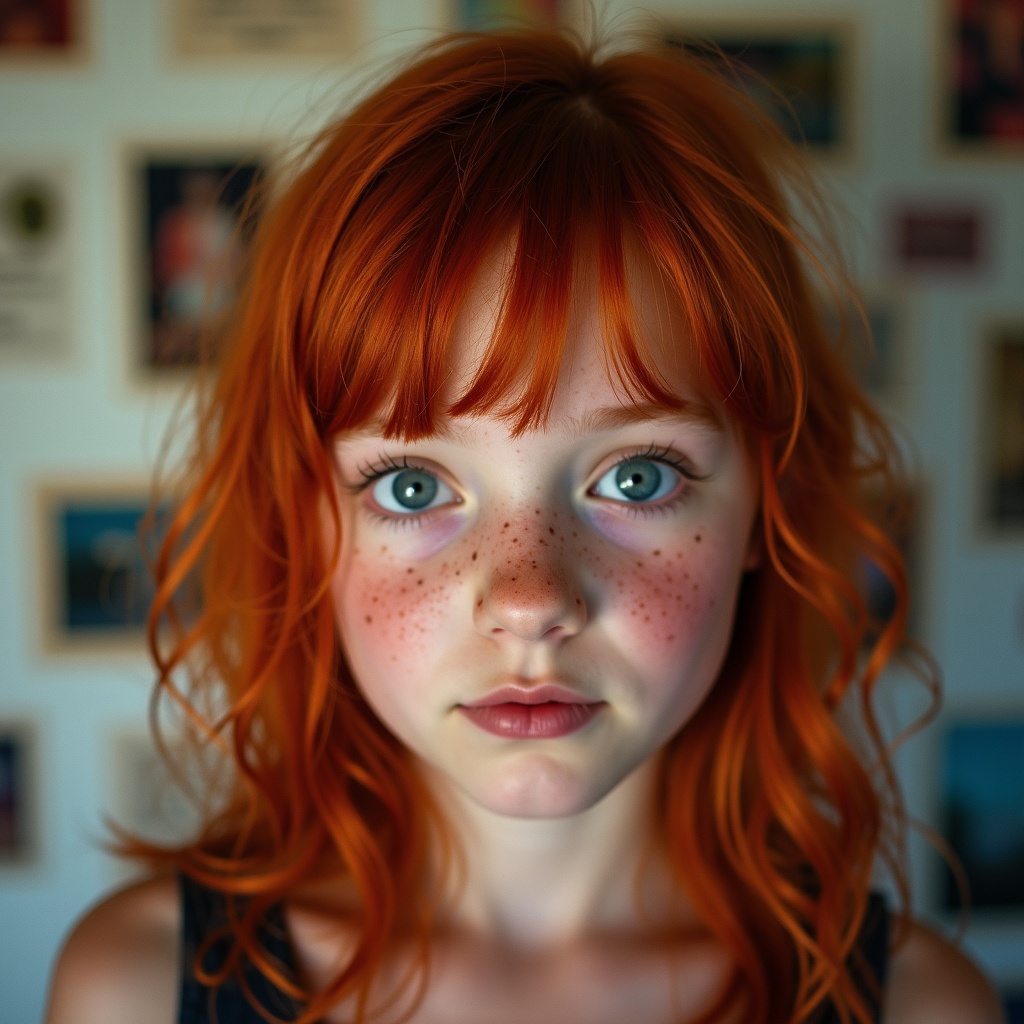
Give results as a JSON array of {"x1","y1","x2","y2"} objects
[
  {"x1": 125, "y1": 143, "x2": 268, "y2": 380},
  {"x1": 169, "y1": 0, "x2": 359, "y2": 62},
  {"x1": 0, "y1": 161, "x2": 74, "y2": 363},
  {"x1": 108, "y1": 729, "x2": 200, "y2": 854},
  {"x1": 856, "y1": 479, "x2": 926, "y2": 648},
  {"x1": 939, "y1": 718, "x2": 1024, "y2": 914},
  {"x1": 942, "y1": 0, "x2": 1024, "y2": 154},
  {"x1": 823, "y1": 284, "x2": 912, "y2": 409},
  {"x1": 977, "y1": 320, "x2": 1024, "y2": 538},
  {"x1": 885, "y1": 198, "x2": 990, "y2": 275},
  {"x1": 0, "y1": 718, "x2": 38, "y2": 867},
  {"x1": 0, "y1": 0, "x2": 87, "y2": 67},
  {"x1": 656, "y1": 16, "x2": 857, "y2": 162},
  {"x1": 450, "y1": 0, "x2": 567, "y2": 31},
  {"x1": 35, "y1": 477, "x2": 198, "y2": 656}
]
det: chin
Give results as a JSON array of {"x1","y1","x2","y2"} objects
[{"x1": 461, "y1": 756, "x2": 616, "y2": 819}]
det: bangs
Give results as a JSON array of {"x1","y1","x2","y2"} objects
[{"x1": 293, "y1": 33, "x2": 809, "y2": 446}]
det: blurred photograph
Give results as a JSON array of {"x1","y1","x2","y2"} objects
[
  {"x1": 0, "y1": 0, "x2": 78, "y2": 57},
  {"x1": 951, "y1": 0, "x2": 1024, "y2": 147},
  {"x1": 0, "y1": 722, "x2": 35, "y2": 865},
  {"x1": 980, "y1": 322, "x2": 1024, "y2": 532},
  {"x1": 661, "y1": 21, "x2": 853, "y2": 153},
  {"x1": 941, "y1": 719, "x2": 1024, "y2": 910},
  {"x1": 137, "y1": 153, "x2": 264, "y2": 373}
]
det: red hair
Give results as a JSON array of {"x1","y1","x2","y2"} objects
[{"x1": 137, "y1": 27, "x2": 928, "y2": 1024}]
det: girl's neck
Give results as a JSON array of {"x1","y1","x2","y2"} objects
[{"x1": 422, "y1": 758, "x2": 694, "y2": 951}]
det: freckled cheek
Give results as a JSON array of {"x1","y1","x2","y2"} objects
[
  {"x1": 331, "y1": 555, "x2": 463, "y2": 681},
  {"x1": 599, "y1": 542, "x2": 741, "y2": 667}
]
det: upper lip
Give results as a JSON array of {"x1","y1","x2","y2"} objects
[{"x1": 462, "y1": 682, "x2": 600, "y2": 707}]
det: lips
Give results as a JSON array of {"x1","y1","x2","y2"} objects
[{"x1": 459, "y1": 682, "x2": 605, "y2": 739}]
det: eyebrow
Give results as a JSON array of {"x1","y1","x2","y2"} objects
[
  {"x1": 563, "y1": 400, "x2": 724, "y2": 438},
  {"x1": 342, "y1": 400, "x2": 723, "y2": 445}
]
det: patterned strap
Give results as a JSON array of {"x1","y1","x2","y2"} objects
[{"x1": 178, "y1": 874, "x2": 299, "y2": 1024}]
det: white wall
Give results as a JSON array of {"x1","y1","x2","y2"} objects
[{"x1": 1, "y1": 1, "x2": 1022, "y2": 1021}]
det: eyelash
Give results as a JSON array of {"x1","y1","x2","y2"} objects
[{"x1": 352, "y1": 445, "x2": 701, "y2": 527}]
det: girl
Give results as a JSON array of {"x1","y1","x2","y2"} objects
[{"x1": 47, "y1": 26, "x2": 1003, "y2": 1024}]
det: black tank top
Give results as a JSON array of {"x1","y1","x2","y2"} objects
[{"x1": 178, "y1": 874, "x2": 890, "y2": 1023}]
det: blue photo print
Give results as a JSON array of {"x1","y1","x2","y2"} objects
[
  {"x1": 58, "y1": 495, "x2": 155, "y2": 633},
  {"x1": 941, "y1": 720, "x2": 1024, "y2": 910},
  {"x1": 662, "y1": 25, "x2": 851, "y2": 151}
]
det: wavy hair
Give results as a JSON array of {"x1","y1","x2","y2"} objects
[{"x1": 134, "y1": 26, "x2": 928, "y2": 1024}]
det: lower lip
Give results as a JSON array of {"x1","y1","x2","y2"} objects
[{"x1": 458, "y1": 702, "x2": 604, "y2": 739}]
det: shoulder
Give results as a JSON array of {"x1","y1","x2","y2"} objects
[
  {"x1": 884, "y1": 918, "x2": 1005, "y2": 1024},
  {"x1": 45, "y1": 874, "x2": 181, "y2": 1024}
]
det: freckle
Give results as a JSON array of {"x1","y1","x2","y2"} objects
[
  {"x1": 549, "y1": 527, "x2": 554, "y2": 535},
  {"x1": 472, "y1": 551, "x2": 478, "y2": 560},
  {"x1": 407, "y1": 567, "x2": 414, "y2": 574},
  {"x1": 534, "y1": 509, "x2": 540, "y2": 515},
  {"x1": 653, "y1": 549, "x2": 661, "y2": 556},
  {"x1": 636, "y1": 561, "x2": 643, "y2": 568},
  {"x1": 575, "y1": 598, "x2": 582, "y2": 605},
  {"x1": 455, "y1": 569, "x2": 461, "y2": 575},
  {"x1": 667, "y1": 634, "x2": 675, "y2": 642},
  {"x1": 365, "y1": 615, "x2": 372, "y2": 623},
  {"x1": 372, "y1": 596, "x2": 378, "y2": 603},
  {"x1": 644, "y1": 615, "x2": 650, "y2": 622},
  {"x1": 512, "y1": 537, "x2": 518, "y2": 544},
  {"x1": 417, "y1": 579, "x2": 423, "y2": 585},
  {"x1": 511, "y1": 576, "x2": 517, "y2": 582},
  {"x1": 398, "y1": 610, "x2": 405, "y2": 618},
  {"x1": 503, "y1": 522, "x2": 510, "y2": 529},
  {"x1": 476, "y1": 599, "x2": 484, "y2": 608},
  {"x1": 695, "y1": 534, "x2": 702, "y2": 542}
]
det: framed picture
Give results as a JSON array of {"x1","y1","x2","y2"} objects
[
  {"x1": 109, "y1": 729, "x2": 199, "y2": 851},
  {"x1": 978, "y1": 321, "x2": 1024, "y2": 536},
  {"x1": 36, "y1": 478, "x2": 200, "y2": 655},
  {"x1": 0, "y1": 161, "x2": 74, "y2": 362},
  {"x1": 0, "y1": 0, "x2": 86, "y2": 65},
  {"x1": 658, "y1": 18, "x2": 856, "y2": 159},
  {"x1": 0, "y1": 719, "x2": 38, "y2": 866},
  {"x1": 945, "y1": 0, "x2": 1024, "y2": 153},
  {"x1": 127, "y1": 144, "x2": 267, "y2": 378},
  {"x1": 170, "y1": 0, "x2": 358, "y2": 61},
  {"x1": 824, "y1": 286, "x2": 911, "y2": 407},
  {"x1": 939, "y1": 718, "x2": 1024, "y2": 912},
  {"x1": 452, "y1": 0, "x2": 566, "y2": 30},
  {"x1": 856, "y1": 480, "x2": 925, "y2": 646},
  {"x1": 886, "y1": 199, "x2": 989, "y2": 274}
]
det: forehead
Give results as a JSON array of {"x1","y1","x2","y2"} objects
[{"x1": 440, "y1": 239, "x2": 711, "y2": 420}]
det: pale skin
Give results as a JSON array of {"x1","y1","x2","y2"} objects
[{"x1": 46, "y1": 250, "x2": 1005, "y2": 1024}]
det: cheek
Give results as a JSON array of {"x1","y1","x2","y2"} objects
[{"x1": 595, "y1": 534, "x2": 744, "y2": 672}]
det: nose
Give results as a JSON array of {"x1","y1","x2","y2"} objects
[{"x1": 473, "y1": 533, "x2": 588, "y2": 645}]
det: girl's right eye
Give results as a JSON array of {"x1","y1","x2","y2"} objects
[{"x1": 370, "y1": 468, "x2": 457, "y2": 515}]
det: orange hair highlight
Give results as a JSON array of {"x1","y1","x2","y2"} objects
[{"x1": 133, "y1": 27, "x2": 929, "y2": 1024}]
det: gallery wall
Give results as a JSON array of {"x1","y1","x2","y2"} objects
[{"x1": 2, "y1": 0, "x2": 1023, "y2": 1021}]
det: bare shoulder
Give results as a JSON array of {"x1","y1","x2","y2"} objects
[
  {"x1": 45, "y1": 874, "x2": 181, "y2": 1024},
  {"x1": 885, "y1": 918, "x2": 1005, "y2": 1024}
]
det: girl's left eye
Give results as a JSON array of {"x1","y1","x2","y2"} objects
[
  {"x1": 371, "y1": 468, "x2": 456, "y2": 515},
  {"x1": 591, "y1": 458, "x2": 681, "y2": 504}
]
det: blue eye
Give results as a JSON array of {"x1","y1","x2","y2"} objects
[
  {"x1": 593, "y1": 459, "x2": 679, "y2": 504},
  {"x1": 371, "y1": 468, "x2": 455, "y2": 514}
]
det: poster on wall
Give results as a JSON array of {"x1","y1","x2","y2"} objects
[
  {"x1": 947, "y1": 0, "x2": 1024, "y2": 152},
  {"x1": 658, "y1": 19, "x2": 855, "y2": 159},
  {"x1": 886, "y1": 200, "x2": 989, "y2": 274},
  {"x1": 171, "y1": 0, "x2": 358, "y2": 60},
  {"x1": 0, "y1": 720, "x2": 37, "y2": 867},
  {"x1": 940, "y1": 719, "x2": 1024, "y2": 911},
  {"x1": 109, "y1": 730, "x2": 200, "y2": 857},
  {"x1": 0, "y1": 163, "x2": 73, "y2": 362},
  {"x1": 979, "y1": 321, "x2": 1024, "y2": 536},
  {"x1": 36, "y1": 479, "x2": 200, "y2": 655},
  {"x1": 129, "y1": 146, "x2": 266, "y2": 376},
  {"x1": 0, "y1": 0, "x2": 85, "y2": 64},
  {"x1": 452, "y1": 0, "x2": 565, "y2": 30}
]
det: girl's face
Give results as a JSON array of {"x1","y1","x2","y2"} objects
[{"x1": 328, "y1": 252, "x2": 760, "y2": 820}]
